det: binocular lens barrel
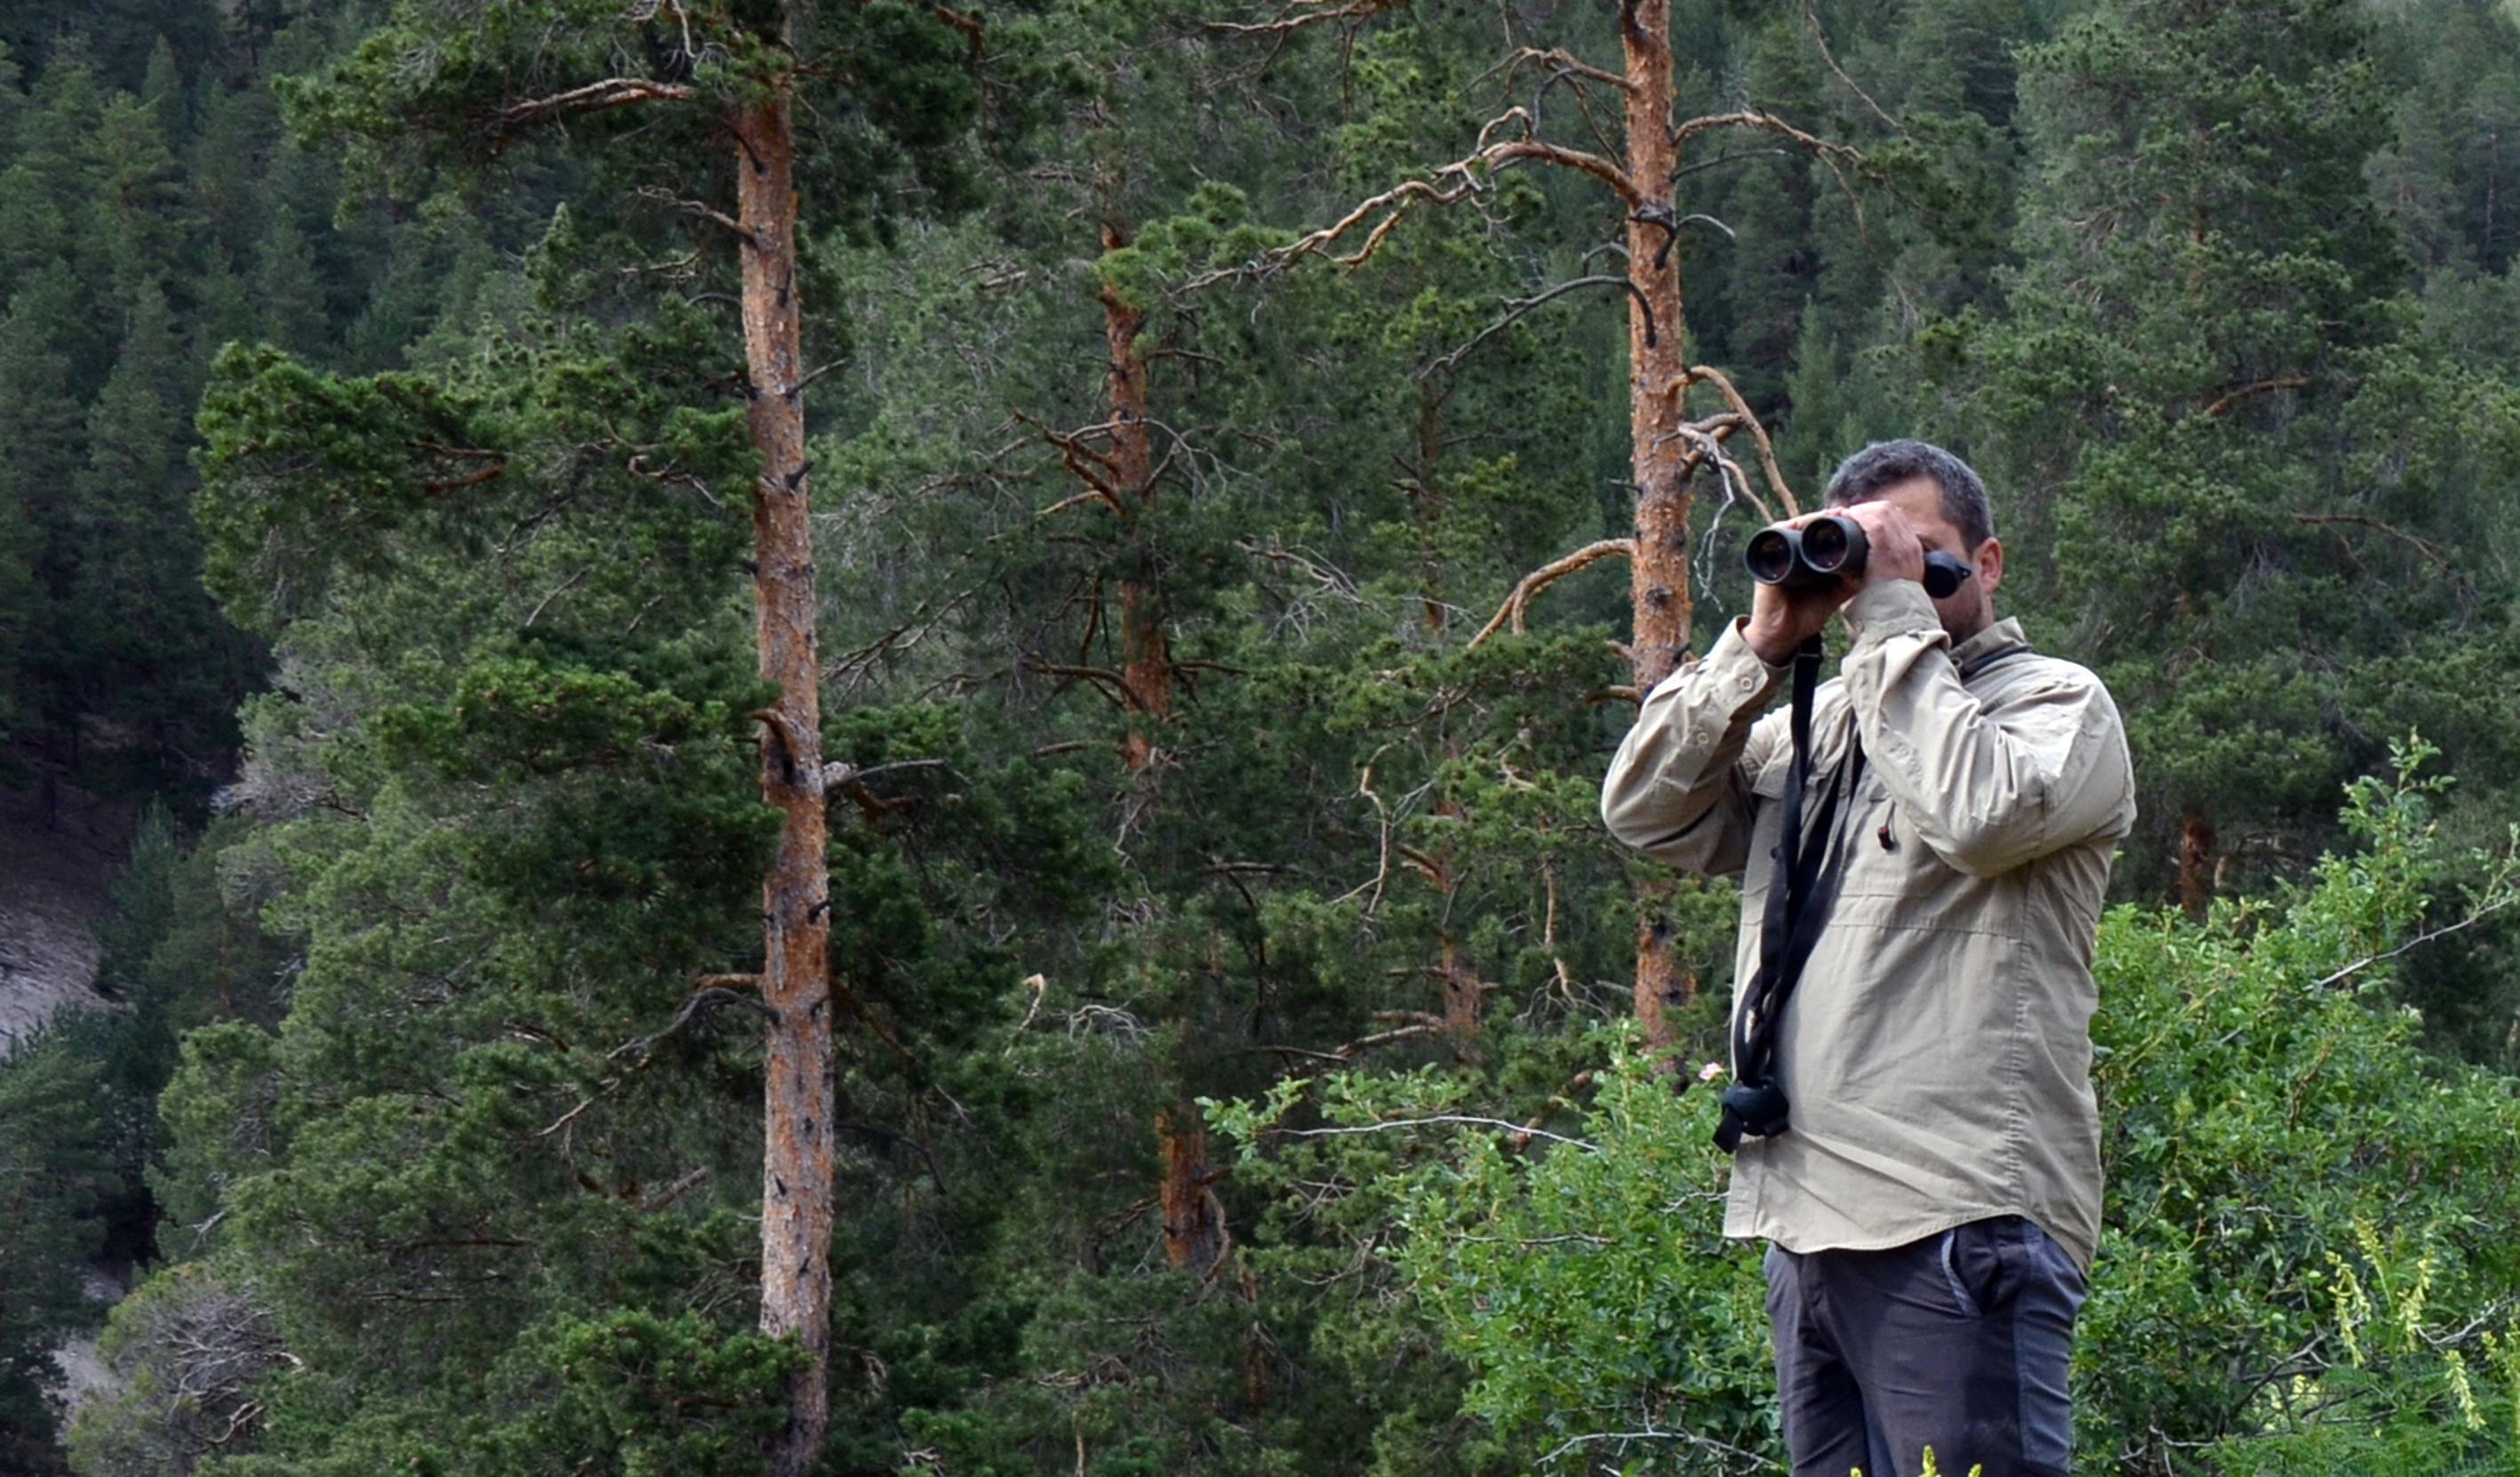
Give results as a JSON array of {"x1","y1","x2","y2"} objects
[
  {"x1": 1798, "y1": 516, "x2": 1856, "y2": 572},
  {"x1": 1743, "y1": 526, "x2": 1801, "y2": 585},
  {"x1": 1742, "y1": 512, "x2": 1974, "y2": 599},
  {"x1": 1745, "y1": 515, "x2": 1870, "y2": 591}
]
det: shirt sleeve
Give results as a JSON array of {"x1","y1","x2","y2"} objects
[
  {"x1": 1836, "y1": 581, "x2": 2135, "y2": 878},
  {"x1": 1598, "y1": 615, "x2": 1792, "y2": 874}
]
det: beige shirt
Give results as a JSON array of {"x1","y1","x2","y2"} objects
[{"x1": 1599, "y1": 580, "x2": 2135, "y2": 1272}]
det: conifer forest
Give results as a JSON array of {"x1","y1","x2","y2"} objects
[{"x1": 14, "y1": 0, "x2": 2520, "y2": 1472}]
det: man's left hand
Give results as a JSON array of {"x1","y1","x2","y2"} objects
[{"x1": 1838, "y1": 500, "x2": 1925, "y2": 587}]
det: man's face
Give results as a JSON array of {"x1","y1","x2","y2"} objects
[{"x1": 1863, "y1": 476, "x2": 2005, "y2": 643}]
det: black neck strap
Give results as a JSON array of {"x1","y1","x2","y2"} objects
[
  {"x1": 1712, "y1": 633, "x2": 2024, "y2": 1153},
  {"x1": 1716, "y1": 635, "x2": 1862, "y2": 1153}
]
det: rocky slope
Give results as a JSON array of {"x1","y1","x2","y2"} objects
[{"x1": 0, "y1": 780, "x2": 124, "y2": 1057}]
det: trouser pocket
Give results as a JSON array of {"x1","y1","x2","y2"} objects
[{"x1": 1937, "y1": 1216, "x2": 2025, "y2": 1320}]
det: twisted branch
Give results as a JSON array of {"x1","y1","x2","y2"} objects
[
  {"x1": 1464, "y1": 539, "x2": 1635, "y2": 651},
  {"x1": 489, "y1": 76, "x2": 693, "y2": 148},
  {"x1": 1420, "y1": 275, "x2": 1654, "y2": 379},
  {"x1": 1188, "y1": 108, "x2": 1638, "y2": 285},
  {"x1": 1684, "y1": 363, "x2": 1800, "y2": 516}
]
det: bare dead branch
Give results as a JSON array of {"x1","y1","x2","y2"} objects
[
  {"x1": 2292, "y1": 512, "x2": 2463, "y2": 582},
  {"x1": 1664, "y1": 420, "x2": 1776, "y2": 529},
  {"x1": 1188, "y1": 108, "x2": 1637, "y2": 287},
  {"x1": 1493, "y1": 44, "x2": 1635, "y2": 95},
  {"x1": 1489, "y1": 133, "x2": 1640, "y2": 204},
  {"x1": 1672, "y1": 108, "x2": 1857, "y2": 157},
  {"x1": 1040, "y1": 487, "x2": 1124, "y2": 517},
  {"x1": 929, "y1": 0, "x2": 987, "y2": 54},
  {"x1": 1394, "y1": 842, "x2": 1450, "y2": 890},
  {"x1": 522, "y1": 567, "x2": 589, "y2": 628},
  {"x1": 1685, "y1": 363, "x2": 1801, "y2": 515},
  {"x1": 1421, "y1": 275, "x2": 1653, "y2": 380},
  {"x1": 634, "y1": 186, "x2": 760, "y2": 250},
  {"x1": 1670, "y1": 147, "x2": 1793, "y2": 181},
  {"x1": 1465, "y1": 539, "x2": 1636, "y2": 650},
  {"x1": 1012, "y1": 409, "x2": 1131, "y2": 504},
  {"x1": 2199, "y1": 375, "x2": 2310, "y2": 419},
  {"x1": 609, "y1": 987, "x2": 773, "y2": 1064},
  {"x1": 535, "y1": 985, "x2": 775, "y2": 1139},
  {"x1": 1023, "y1": 659, "x2": 1134, "y2": 707},
  {"x1": 1803, "y1": 0, "x2": 1900, "y2": 133},
  {"x1": 789, "y1": 360, "x2": 844, "y2": 399},
  {"x1": 1670, "y1": 110, "x2": 1869, "y2": 236},
  {"x1": 641, "y1": 1166, "x2": 710, "y2": 1213},
  {"x1": 491, "y1": 76, "x2": 693, "y2": 141},
  {"x1": 1332, "y1": 1022, "x2": 1442, "y2": 1058},
  {"x1": 1204, "y1": 0, "x2": 1407, "y2": 36},
  {"x1": 1326, "y1": 754, "x2": 1406, "y2": 918},
  {"x1": 420, "y1": 462, "x2": 506, "y2": 497}
]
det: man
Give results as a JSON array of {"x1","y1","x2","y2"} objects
[{"x1": 1599, "y1": 440, "x2": 2135, "y2": 1477}]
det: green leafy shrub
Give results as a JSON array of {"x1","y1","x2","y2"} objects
[{"x1": 1216, "y1": 744, "x2": 2520, "y2": 1475}]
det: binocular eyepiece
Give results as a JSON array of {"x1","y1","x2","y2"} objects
[{"x1": 1744, "y1": 513, "x2": 1973, "y2": 601}]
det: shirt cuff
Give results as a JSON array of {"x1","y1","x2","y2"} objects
[
  {"x1": 1843, "y1": 580, "x2": 1945, "y2": 648},
  {"x1": 1700, "y1": 615, "x2": 1791, "y2": 710}
]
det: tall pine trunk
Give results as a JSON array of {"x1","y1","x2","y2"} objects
[
  {"x1": 736, "y1": 81, "x2": 836, "y2": 1477},
  {"x1": 1620, "y1": 0, "x2": 1693, "y2": 1053},
  {"x1": 1102, "y1": 220, "x2": 1172, "y2": 771}
]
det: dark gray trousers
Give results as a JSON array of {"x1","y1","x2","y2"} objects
[{"x1": 1762, "y1": 1215, "x2": 2087, "y2": 1477}]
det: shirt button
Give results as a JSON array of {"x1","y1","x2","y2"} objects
[{"x1": 1738, "y1": 675, "x2": 1755, "y2": 691}]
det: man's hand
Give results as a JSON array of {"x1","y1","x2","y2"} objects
[
  {"x1": 1836, "y1": 499, "x2": 1925, "y2": 588},
  {"x1": 1744, "y1": 511, "x2": 1858, "y2": 666}
]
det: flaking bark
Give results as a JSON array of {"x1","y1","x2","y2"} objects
[
  {"x1": 1156, "y1": 1106, "x2": 1228, "y2": 1279},
  {"x1": 1620, "y1": 0, "x2": 1692, "y2": 1051},
  {"x1": 735, "y1": 83, "x2": 836, "y2": 1477}
]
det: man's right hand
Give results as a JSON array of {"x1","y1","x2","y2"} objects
[{"x1": 1744, "y1": 513, "x2": 1859, "y2": 666}]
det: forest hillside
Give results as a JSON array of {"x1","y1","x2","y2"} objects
[{"x1": 6, "y1": 0, "x2": 2520, "y2": 1474}]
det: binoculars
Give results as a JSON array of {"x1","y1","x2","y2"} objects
[{"x1": 1744, "y1": 513, "x2": 1973, "y2": 600}]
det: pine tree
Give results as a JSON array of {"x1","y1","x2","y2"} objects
[
  {"x1": 0, "y1": 466, "x2": 33, "y2": 756},
  {"x1": 189, "y1": 2, "x2": 1058, "y2": 1461},
  {"x1": 249, "y1": 210, "x2": 326, "y2": 359},
  {"x1": 0, "y1": 161, "x2": 67, "y2": 283},
  {"x1": 0, "y1": 264, "x2": 89, "y2": 765},
  {"x1": 0, "y1": 1031, "x2": 114, "y2": 1473},
  {"x1": 137, "y1": 34, "x2": 180, "y2": 140},
  {"x1": 1962, "y1": 0, "x2": 2520, "y2": 905},
  {"x1": 89, "y1": 92, "x2": 194, "y2": 296},
  {"x1": 70, "y1": 277, "x2": 247, "y2": 793}
]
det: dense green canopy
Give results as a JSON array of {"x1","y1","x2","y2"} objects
[{"x1": 6, "y1": 1, "x2": 2520, "y2": 1473}]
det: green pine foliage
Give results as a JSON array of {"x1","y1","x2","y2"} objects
[
  {"x1": 11, "y1": 1, "x2": 2520, "y2": 1474},
  {"x1": 1948, "y1": 0, "x2": 2520, "y2": 898},
  {"x1": 0, "y1": 1026, "x2": 113, "y2": 1470}
]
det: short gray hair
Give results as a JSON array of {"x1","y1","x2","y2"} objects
[{"x1": 1823, "y1": 439, "x2": 1995, "y2": 550}]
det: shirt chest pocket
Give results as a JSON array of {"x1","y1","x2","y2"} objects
[{"x1": 1777, "y1": 768, "x2": 1905, "y2": 901}]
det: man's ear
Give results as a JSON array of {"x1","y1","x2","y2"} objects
[{"x1": 1977, "y1": 537, "x2": 2004, "y2": 595}]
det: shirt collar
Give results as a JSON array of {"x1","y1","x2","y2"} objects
[{"x1": 1952, "y1": 615, "x2": 2030, "y2": 675}]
